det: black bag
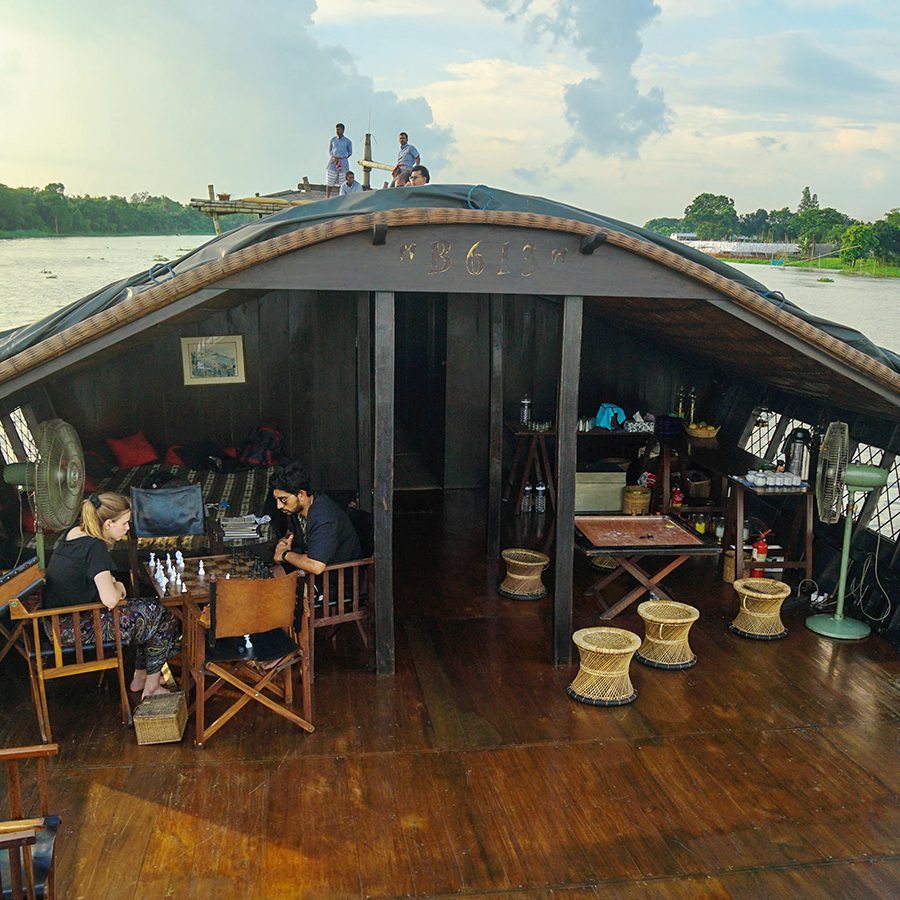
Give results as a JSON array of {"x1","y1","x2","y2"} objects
[{"x1": 130, "y1": 484, "x2": 205, "y2": 537}]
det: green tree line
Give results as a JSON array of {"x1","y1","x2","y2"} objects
[
  {"x1": 0, "y1": 183, "x2": 215, "y2": 236},
  {"x1": 644, "y1": 187, "x2": 900, "y2": 265}
]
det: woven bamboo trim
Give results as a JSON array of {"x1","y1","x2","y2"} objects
[
  {"x1": 1, "y1": 207, "x2": 898, "y2": 400},
  {"x1": 637, "y1": 601, "x2": 699, "y2": 666},
  {"x1": 499, "y1": 548, "x2": 549, "y2": 597}
]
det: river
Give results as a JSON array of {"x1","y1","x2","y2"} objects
[{"x1": 0, "y1": 236, "x2": 898, "y2": 352}]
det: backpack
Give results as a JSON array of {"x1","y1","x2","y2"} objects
[{"x1": 238, "y1": 419, "x2": 285, "y2": 467}]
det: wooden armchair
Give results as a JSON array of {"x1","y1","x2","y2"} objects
[
  {"x1": 0, "y1": 743, "x2": 60, "y2": 900},
  {"x1": 0, "y1": 561, "x2": 43, "y2": 668},
  {"x1": 305, "y1": 556, "x2": 375, "y2": 680},
  {"x1": 185, "y1": 571, "x2": 313, "y2": 748},
  {"x1": 9, "y1": 593, "x2": 132, "y2": 744}
]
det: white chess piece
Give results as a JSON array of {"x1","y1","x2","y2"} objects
[
  {"x1": 166, "y1": 553, "x2": 172, "y2": 567},
  {"x1": 198, "y1": 560, "x2": 205, "y2": 576},
  {"x1": 181, "y1": 582, "x2": 187, "y2": 593},
  {"x1": 148, "y1": 552, "x2": 156, "y2": 568},
  {"x1": 243, "y1": 634, "x2": 253, "y2": 652}
]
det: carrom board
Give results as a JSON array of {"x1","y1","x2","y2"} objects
[
  {"x1": 574, "y1": 515, "x2": 718, "y2": 557},
  {"x1": 145, "y1": 553, "x2": 272, "y2": 602}
]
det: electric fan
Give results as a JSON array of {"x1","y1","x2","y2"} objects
[
  {"x1": 2, "y1": 418, "x2": 86, "y2": 567},
  {"x1": 806, "y1": 421, "x2": 888, "y2": 639}
]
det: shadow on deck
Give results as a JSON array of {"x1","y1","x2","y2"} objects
[{"x1": 1, "y1": 491, "x2": 897, "y2": 897}]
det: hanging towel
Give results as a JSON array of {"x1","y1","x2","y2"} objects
[{"x1": 594, "y1": 403, "x2": 627, "y2": 431}]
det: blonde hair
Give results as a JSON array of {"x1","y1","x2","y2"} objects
[{"x1": 81, "y1": 492, "x2": 131, "y2": 549}]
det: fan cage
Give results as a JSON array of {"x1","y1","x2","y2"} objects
[
  {"x1": 33, "y1": 420, "x2": 85, "y2": 532},
  {"x1": 817, "y1": 423, "x2": 848, "y2": 525}
]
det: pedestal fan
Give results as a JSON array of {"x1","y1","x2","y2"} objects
[
  {"x1": 806, "y1": 421, "x2": 887, "y2": 639},
  {"x1": 2, "y1": 419, "x2": 85, "y2": 568}
]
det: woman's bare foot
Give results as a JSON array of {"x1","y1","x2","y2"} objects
[
  {"x1": 130, "y1": 669, "x2": 148, "y2": 692},
  {"x1": 140, "y1": 672, "x2": 171, "y2": 699}
]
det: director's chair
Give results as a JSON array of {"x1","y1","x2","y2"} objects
[{"x1": 185, "y1": 570, "x2": 313, "y2": 748}]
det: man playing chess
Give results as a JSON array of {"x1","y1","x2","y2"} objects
[{"x1": 269, "y1": 461, "x2": 361, "y2": 576}]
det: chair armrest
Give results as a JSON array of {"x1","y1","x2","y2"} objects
[
  {"x1": 0, "y1": 818, "x2": 45, "y2": 836},
  {"x1": 9, "y1": 598, "x2": 122, "y2": 620},
  {"x1": 322, "y1": 557, "x2": 374, "y2": 572},
  {"x1": 0, "y1": 745, "x2": 58, "y2": 763}
]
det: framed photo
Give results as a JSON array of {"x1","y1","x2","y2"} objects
[{"x1": 180, "y1": 335, "x2": 246, "y2": 385}]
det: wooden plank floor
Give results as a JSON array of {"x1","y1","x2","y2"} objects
[{"x1": 1, "y1": 491, "x2": 898, "y2": 898}]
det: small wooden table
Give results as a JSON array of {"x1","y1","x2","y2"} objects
[
  {"x1": 575, "y1": 515, "x2": 721, "y2": 619},
  {"x1": 725, "y1": 476, "x2": 813, "y2": 582},
  {"x1": 503, "y1": 422, "x2": 557, "y2": 513}
]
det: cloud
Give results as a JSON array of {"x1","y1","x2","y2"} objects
[
  {"x1": 0, "y1": 0, "x2": 453, "y2": 198},
  {"x1": 755, "y1": 136, "x2": 786, "y2": 151},
  {"x1": 480, "y1": 0, "x2": 670, "y2": 158},
  {"x1": 313, "y1": 0, "x2": 442, "y2": 23}
]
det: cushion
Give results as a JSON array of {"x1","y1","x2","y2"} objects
[
  {"x1": 164, "y1": 444, "x2": 185, "y2": 466},
  {"x1": 105, "y1": 431, "x2": 159, "y2": 469}
]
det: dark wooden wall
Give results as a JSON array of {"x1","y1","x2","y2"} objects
[{"x1": 47, "y1": 290, "x2": 361, "y2": 492}]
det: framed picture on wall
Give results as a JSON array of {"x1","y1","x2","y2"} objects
[{"x1": 181, "y1": 335, "x2": 246, "y2": 385}]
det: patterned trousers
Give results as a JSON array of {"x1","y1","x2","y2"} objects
[{"x1": 44, "y1": 598, "x2": 180, "y2": 674}]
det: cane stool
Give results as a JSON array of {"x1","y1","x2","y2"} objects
[
  {"x1": 636, "y1": 600, "x2": 700, "y2": 669},
  {"x1": 499, "y1": 548, "x2": 550, "y2": 600},
  {"x1": 567, "y1": 627, "x2": 641, "y2": 706},
  {"x1": 730, "y1": 578, "x2": 792, "y2": 640}
]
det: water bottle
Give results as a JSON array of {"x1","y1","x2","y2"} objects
[
  {"x1": 535, "y1": 481, "x2": 547, "y2": 513},
  {"x1": 521, "y1": 482, "x2": 533, "y2": 514},
  {"x1": 519, "y1": 394, "x2": 532, "y2": 425}
]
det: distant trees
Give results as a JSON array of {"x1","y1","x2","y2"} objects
[
  {"x1": 0, "y1": 183, "x2": 214, "y2": 235},
  {"x1": 642, "y1": 187, "x2": 900, "y2": 265}
]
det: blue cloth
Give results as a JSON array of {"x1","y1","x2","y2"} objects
[
  {"x1": 328, "y1": 135, "x2": 353, "y2": 172},
  {"x1": 594, "y1": 403, "x2": 626, "y2": 430},
  {"x1": 397, "y1": 142, "x2": 419, "y2": 170}
]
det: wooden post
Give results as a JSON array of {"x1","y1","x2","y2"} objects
[
  {"x1": 363, "y1": 133, "x2": 373, "y2": 190},
  {"x1": 553, "y1": 295, "x2": 583, "y2": 666},
  {"x1": 374, "y1": 291, "x2": 395, "y2": 675},
  {"x1": 207, "y1": 184, "x2": 221, "y2": 235},
  {"x1": 487, "y1": 294, "x2": 504, "y2": 558},
  {"x1": 357, "y1": 293, "x2": 373, "y2": 512}
]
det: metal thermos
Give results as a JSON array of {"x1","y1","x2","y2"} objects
[
  {"x1": 535, "y1": 481, "x2": 547, "y2": 513},
  {"x1": 520, "y1": 395, "x2": 532, "y2": 425},
  {"x1": 521, "y1": 482, "x2": 533, "y2": 514},
  {"x1": 783, "y1": 427, "x2": 812, "y2": 481}
]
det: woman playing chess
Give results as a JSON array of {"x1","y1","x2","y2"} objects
[{"x1": 43, "y1": 491, "x2": 180, "y2": 699}]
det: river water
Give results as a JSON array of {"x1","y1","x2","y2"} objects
[{"x1": 0, "y1": 237, "x2": 898, "y2": 351}]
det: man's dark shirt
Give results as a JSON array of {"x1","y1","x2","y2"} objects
[{"x1": 289, "y1": 494, "x2": 361, "y2": 565}]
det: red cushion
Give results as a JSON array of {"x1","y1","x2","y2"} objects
[
  {"x1": 105, "y1": 431, "x2": 159, "y2": 468},
  {"x1": 83, "y1": 475, "x2": 98, "y2": 493},
  {"x1": 164, "y1": 444, "x2": 184, "y2": 466},
  {"x1": 223, "y1": 446, "x2": 237, "y2": 459}
]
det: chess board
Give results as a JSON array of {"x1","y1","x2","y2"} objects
[{"x1": 144, "y1": 552, "x2": 274, "y2": 602}]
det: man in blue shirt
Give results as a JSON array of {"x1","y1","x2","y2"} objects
[
  {"x1": 339, "y1": 170, "x2": 363, "y2": 196},
  {"x1": 326, "y1": 123, "x2": 353, "y2": 198},
  {"x1": 391, "y1": 132, "x2": 420, "y2": 186}
]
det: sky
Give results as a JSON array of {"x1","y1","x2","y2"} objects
[{"x1": 2, "y1": 0, "x2": 898, "y2": 226}]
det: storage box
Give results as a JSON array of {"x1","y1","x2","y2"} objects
[
  {"x1": 685, "y1": 470, "x2": 711, "y2": 500},
  {"x1": 575, "y1": 471, "x2": 627, "y2": 512},
  {"x1": 134, "y1": 691, "x2": 187, "y2": 745}
]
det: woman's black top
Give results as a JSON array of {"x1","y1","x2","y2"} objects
[{"x1": 44, "y1": 527, "x2": 115, "y2": 609}]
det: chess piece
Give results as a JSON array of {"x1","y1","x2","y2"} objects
[
  {"x1": 166, "y1": 553, "x2": 172, "y2": 567},
  {"x1": 243, "y1": 634, "x2": 253, "y2": 653},
  {"x1": 181, "y1": 582, "x2": 187, "y2": 593},
  {"x1": 198, "y1": 560, "x2": 205, "y2": 576},
  {"x1": 175, "y1": 551, "x2": 184, "y2": 569},
  {"x1": 148, "y1": 552, "x2": 156, "y2": 569}
]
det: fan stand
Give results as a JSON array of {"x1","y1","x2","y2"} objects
[{"x1": 806, "y1": 486, "x2": 870, "y2": 640}]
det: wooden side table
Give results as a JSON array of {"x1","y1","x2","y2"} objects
[{"x1": 503, "y1": 421, "x2": 557, "y2": 513}]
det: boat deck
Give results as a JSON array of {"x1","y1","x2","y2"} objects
[{"x1": 1, "y1": 491, "x2": 897, "y2": 898}]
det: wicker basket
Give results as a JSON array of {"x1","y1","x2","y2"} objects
[
  {"x1": 567, "y1": 627, "x2": 641, "y2": 706},
  {"x1": 622, "y1": 485, "x2": 651, "y2": 515},
  {"x1": 499, "y1": 548, "x2": 550, "y2": 599},
  {"x1": 730, "y1": 578, "x2": 792, "y2": 640},
  {"x1": 636, "y1": 600, "x2": 700, "y2": 669},
  {"x1": 134, "y1": 691, "x2": 188, "y2": 745}
]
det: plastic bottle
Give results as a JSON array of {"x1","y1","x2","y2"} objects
[
  {"x1": 519, "y1": 394, "x2": 532, "y2": 425},
  {"x1": 521, "y1": 482, "x2": 533, "y2": 514},
  {"x1": 535, "y1": 481, "x2": 547, "y2": 513}
]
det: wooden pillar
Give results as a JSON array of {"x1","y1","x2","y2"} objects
[
  {"x1": 373, "y1": 291, "x2": 395, "y2": 675},
  {"x1": 487, "y1": 294, "x2": 504, "y2": 558},
  {"x1": 357, "y1": 293, "x2": 373, "y2": 513},
  {"x1": 553, "y1": 295, "x2": 583, "y2": 666},
  {"x1": 363, "y1": 133, "x2": 373, "y2": 190}
]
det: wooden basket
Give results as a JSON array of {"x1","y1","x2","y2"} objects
[
  {"x1": 622, "y1": 486, "x2": 651, "y2": 515},
  {"x1": 499, "y1": 548, "x2": 550, "y2": 599},
  {"x1": 134, "y1": 691, "x2": 187, "y2": 745}
]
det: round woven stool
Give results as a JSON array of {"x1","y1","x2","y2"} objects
[
  {"x1": 567, "y1": 627, "x2": 641, "y2": 706},
  {"x1": 730, "y1": 578, "x2": 792, "y2": 640},
  {"x1": 636, "y1": 600, "x2": 700, "y2": 670},
  {"x1": 498, "y1": 548, "x2": 550, "y2": 600}
]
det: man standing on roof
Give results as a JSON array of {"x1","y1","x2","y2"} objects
[
  {"x1": 339, "y1": 170, "x2": 363, "y2": 196},
  {"x1": 325, "y1": 123, "x2": 353, "y2": 199},
  {"x1": 391, "y1": 132, "x2": 420, "y2": 186}
]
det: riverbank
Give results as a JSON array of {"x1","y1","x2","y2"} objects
[
  {"x1": 720, "y1": 257, "x2": 900, "y2": 278},
  {"x1": 0, "y1": 228, "x2": 213, "y2": 239}
]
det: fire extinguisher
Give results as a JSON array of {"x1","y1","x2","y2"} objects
[{"x1": 751, "y1": 529, "x2": 771, "y2": 578}]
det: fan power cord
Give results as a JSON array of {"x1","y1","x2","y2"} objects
[{"x1": 851, "y1": 530, "x2": 892, "y2": 624}]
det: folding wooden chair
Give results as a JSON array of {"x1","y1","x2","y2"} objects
[
  {"x1": 9, "y1": 594, "x2": 132, "y2": 744},
  {"x1": 185, "y1": 570, "x2": 313, "y2": 748},
  {"x1": 0, "y1": 743, "x2": 60, "y2": 899},
  {"x1": 0, "y1": 560, "x2": 43, "y2": 667}
]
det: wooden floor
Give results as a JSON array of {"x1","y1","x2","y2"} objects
[{"x1": 2, "y1": 491, "x2": 898, "y2": 898}]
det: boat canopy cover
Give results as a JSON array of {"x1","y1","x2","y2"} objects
[{"x1": 2, "y1": 185, "x2": 898, "y2": 375}]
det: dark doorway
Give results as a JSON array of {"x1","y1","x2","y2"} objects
[{"x1": 395, "y1": 293, "x2": 447, "y2": 492}]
